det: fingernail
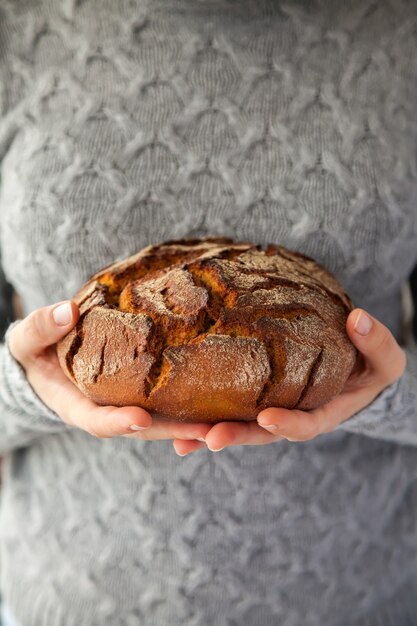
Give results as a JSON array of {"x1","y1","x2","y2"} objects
[
  {"x1": 208, "y1": 446, "x2": 224, "y2": 452},
  {"x1": 196, "y1": 437, "x2": 205, "y2": 442},
  {"x1": 354, "y1": 311, "x2": 373, "y2": 336},
  {"x1": 52, "y1": 302, "x2": 72, "y2": 326},
  {"x1": 259, "y1": 424, "x2": 278, "y2": 433},
  {"x1": 129, "y1": 424, "x2": 150, "y2": 431},
  {"x1": 175, "y1": 450, "x2": 188, "y2": 457}
]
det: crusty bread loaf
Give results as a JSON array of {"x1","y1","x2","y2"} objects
[{"x1": 56, "y1": 237, "x2": 357, "y2": 423}]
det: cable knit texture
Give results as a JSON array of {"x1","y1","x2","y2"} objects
[{"x1": 1, "y1": 1, "x2": 417, "y2": 625}]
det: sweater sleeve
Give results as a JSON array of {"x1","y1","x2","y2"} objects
[
  {"x1": 337, "y1": 276, "x2": 417, "y2": 447},
  {"x1": 0, "y1": 321, "x2": 70, "y2": 454}
]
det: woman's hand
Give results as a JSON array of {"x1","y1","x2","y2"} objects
[
  {"x1": 8, "y1": 301, "x2": 211, "y2": 444},
  {"x1": 173, "y1": 308, "x2": 407, "y2": 456}
]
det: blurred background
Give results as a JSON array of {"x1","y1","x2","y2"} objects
[
  {"x1": 411, "y1": 266, "x2": 417, "y2": 342},
  {"x1": 0, "y1": 263, "x2": 15, "y2": 342}
]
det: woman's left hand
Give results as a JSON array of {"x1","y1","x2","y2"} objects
[{"x1": 173, "y1": 308, "x2": 407, "y2": 456}]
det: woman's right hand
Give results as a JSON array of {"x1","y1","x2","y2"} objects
[{"x1": 7, "y1": 300, "x2": 211, "y2": 446}]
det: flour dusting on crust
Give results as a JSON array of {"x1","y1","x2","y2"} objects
[{"x1": 57, "y1": 238, "x2": 357, "y2": 421}]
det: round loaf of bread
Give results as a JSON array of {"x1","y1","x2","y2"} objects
[{"x1": 56, "y1": 237, "x2": 357, "y2": 423}]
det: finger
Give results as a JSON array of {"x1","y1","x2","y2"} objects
[
  {"x1": 8, "y1": 300, "x2": 80, "y2": 367},
  {"x1": 172, "y1": 439, "x2": 207, "y2": 456},
  {"x1": 257, "y1": 374, "x2": 383, "y2": 441},
  {"x1": 347, "y1": 308, "x2": 406, "y2": 385},
  {"x1": 204, "y1": 420, "x2": 282, "y2": 451},
  {"x1": 128, "y1": 420, "x2": 213, "y2": 442},
  {"x1": 80, "y1": 404, "x2": 154, "y2": 438},
  {"x1": 27, "y1": 362, "x2": 154, "y2": 436},
  {"x1": 257, "y1": 407, "x2": 323, "y2": 442},
  {"x1": 25, "y1": 341, "x2": 213, "y2": 439},
  {"x1": 256, "y1": 309, "x2": 408, "y2": 442}
]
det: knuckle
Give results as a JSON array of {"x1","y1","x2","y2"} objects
[
  {"x1": 287, "y1": 433, "x2": 311, "y2": 442},
  {"x1": 83, "y1": 421, "x2": 106, "y2": 439},
  {"x1": 86, "y1": 426, "x2": 105, "y2": 439},
  {"x1": 373, "y1": 325, "x2": 400, "y2": 354},
  {"x1": 291, "y1": 423, "x2": 319, "y2": 442},
  {"x1": 23, "y1": 311, "x2": 44, "y2": 344},
  {"x1": 373, "y1": 327, "x2": 394, "y2": 355},
  {"x1": 320, "y1": 421, "x2": 334, "y2": 434},
  {"x1": 305, "y1": 417, "x2": 321, "y2": 440}
]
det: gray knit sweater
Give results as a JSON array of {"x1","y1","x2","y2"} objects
[{"x1": 1, "y1": 1, "x2": 417, "y2": 625}]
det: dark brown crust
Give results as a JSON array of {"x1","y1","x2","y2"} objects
[{"x1": 56, "y1": 237, "x2": 357, "y2": 423}]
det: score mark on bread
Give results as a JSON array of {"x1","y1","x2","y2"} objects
[{"x1": 56, "y1": 237, "x2": 357, "y2": 423}]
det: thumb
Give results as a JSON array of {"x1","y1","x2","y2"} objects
[
  {"x1": 346, "y1": 308, "x2": 406, "y2": 386},
  {"x1": 9, "y1": 300, "x2": 80, "y2": 367}
]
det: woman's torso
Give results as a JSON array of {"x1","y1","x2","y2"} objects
[{"x1": 0, "y1": 1, "x2": 417, "y2": 624}]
